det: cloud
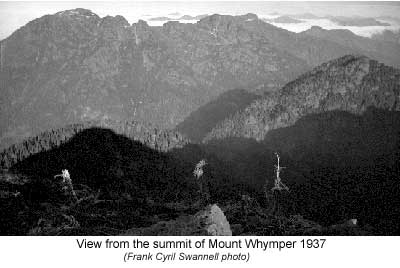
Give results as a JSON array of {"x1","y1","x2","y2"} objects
[{"x1": 266, "y1": 17, "x2": 400, "y2": 37}]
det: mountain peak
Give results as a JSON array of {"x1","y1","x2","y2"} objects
[
  {"x1": 305, "y1": 25, "x2": 355, "y2": 37},
  {"x1": 198, "y1": 13, "x2": 259, "y2": 28},
  {"x1": 134, "y1": 19, "x2": 149, "y2": 28},
  {"x1": 56, "y1": 8, "x2": 99, "y2": 18},
  {"x1": 100, "y1": 15, "x2": 130, "y2": 28},
  {"x1": 316, "y1": 54, "x2": 369, "y2": 70},
  {"x1": 241, "y1": 13, "x2": 259, "y2": 20},
  {"x1": 308, "y1": 25, "x2": 324, "y2": 32}
]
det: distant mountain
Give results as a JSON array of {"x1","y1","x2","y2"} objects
[
  {"x1": 290, "y1": 13, "x2": 321, "y2": 20},
  {"x1": 194, "y1": 14, "x2": 209, "y2": 20},
  {"x1": 149, "y1": 16, "x2": 173, "y2": 21},
  {"x1": 204, "y1": 55, "x2": 400, "y2": 142},
  {"x1": 302, "y1": 26, "x2": 400, "y2": 68},
  {"x1": 372, "y1": 29, "x2": 400, "y2": 45},
  {"x1": 377, "y1": 16, "x2": 400, "y2": 23},
  {"x1": 150, "y1": 14, "x2": 215, "y2": 21},
  {"x1": 268, "y1": 16, "x2": 303, "y2": 24},
  {"x1": 2, "y1": 9, "x2": 400, "y2": 148},
  {"x1": 328, "y1": 16, "x2": 390, "y2": 27},
  {"x1": 175, "y1": 89, "x2": 260, "y2": 143},
  {"x1": 178, "y1": 15, "x2": 194, "y2": 20},
  {"x1": 178, "y1": 14, "x2": 209, "y2": 20},
  {"x1": 275, "y1": 13, "x2": 394, "y2": 27}
]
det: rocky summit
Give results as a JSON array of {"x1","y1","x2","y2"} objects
[
  {"x1": 204, "y1": 55, "x2": 400, "y2": 142},
  {"x1": 2, "y1": 9, "x2": 400, "y2": 148}
]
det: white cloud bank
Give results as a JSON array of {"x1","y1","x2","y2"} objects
[{"x1": 269, "y1": 17, "x2": 400, "y2": 37}]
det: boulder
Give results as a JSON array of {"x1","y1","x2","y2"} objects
[
  {"x1": 195, "y1": 204, "x2": 232, "y2": 235},
  {"x1": 123, "y1": 204, "x2": 232, "y2": 235}
]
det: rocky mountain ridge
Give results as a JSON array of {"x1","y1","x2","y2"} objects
[{"x1": 204, "y1": 55, "x2": 400, "y2": 142}]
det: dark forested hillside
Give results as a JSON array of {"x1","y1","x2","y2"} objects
[
  {"x1": 201, "y1": 108, "x2": 400, "y2": 234},
  {"x1": 2, "y1": 108, "x2": 399, "y2": 235},
  {"x1": 0, "y1": 126, "x2": 255, "y2": 235},
  {"x1": 0, "y1": 119, "x2": 188, "y2": 169},
  {"x1": 205, "y1": 55, "x2": 400, "y2": 142},
  {"x1": 0, "y1": 127, "x2": 194, "y2": 235}
]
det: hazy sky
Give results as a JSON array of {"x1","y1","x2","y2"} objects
[{"x1": 1, "y1": 1, "x2": 400, "y2": 39}]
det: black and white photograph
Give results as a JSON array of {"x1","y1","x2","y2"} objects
[{"x1": 0, "y1": 0, "x2": 400, "y2": 237}]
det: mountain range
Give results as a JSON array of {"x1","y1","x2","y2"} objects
[{"x1": 1, "y1": 8, "x2": 400, "y2": 149}]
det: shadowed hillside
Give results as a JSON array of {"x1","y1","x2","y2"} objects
[
  {"x1": 2, "y1": 107, "x2": 399, "y2": 234},
  {"x1": 198, "y1": 108, "x2": 400, "y2": 234},
  {"x1": 0, "y1": 127, "x2": 254, "y2": 235},
  {"x1": 263, "y1": 108, "x2": 400, "y2": 230},
  {"x1": 0, "y1": 127, "x2": 197, "y2": 235},
  {"x1": 175, "y1": 89, "x2": 260, "y2": 143},
  {"x1": 0, "y1": 119, "x2": 188, "y2": 169},
  {"x1": 9, "y1": 128, "x2": 195, "y2": 199}
]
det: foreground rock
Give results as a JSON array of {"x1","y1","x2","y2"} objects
[{"x1": 123, "y1": 204, "x2": 232, "y2": 235}]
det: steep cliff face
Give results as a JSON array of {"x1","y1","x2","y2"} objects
[
  {"x1": 1, "y1": 9, "x2": 399, "y2": 149},
  {"x1": 204, "y1": 55, "x2": 400, "y2": 142}
]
